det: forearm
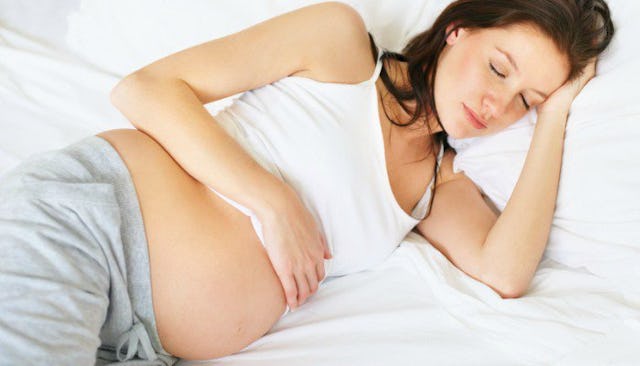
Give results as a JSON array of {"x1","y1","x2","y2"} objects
[
  {"x1": 110, "y1": 72, "x2": 288, "y2": 218},
  {"x1": 480, "y1": 111, "x2": 568, "y2": 297}
]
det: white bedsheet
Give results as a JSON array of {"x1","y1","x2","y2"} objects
[{"x1": 1, "y1": 1, "x2": 638, "y2": 365}]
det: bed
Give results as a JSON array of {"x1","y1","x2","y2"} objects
[{"x1": 1, "y1": 0, "x2": 639, "y2": 364}]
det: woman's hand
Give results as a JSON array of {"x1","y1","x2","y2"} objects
[
  {"x1": 258, "y1": 184, "x2": 332, "y2": 311},
  {"x1": 536, "y1": 58, "x2": 597, "y2": 117}
]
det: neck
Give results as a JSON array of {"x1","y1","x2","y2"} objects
[
  {"x1": 375, "y1": 59, "x2": 443, "y2": 165},
  {"x1": 376, "y1": 58, "x2": 443, "y2": 138}
]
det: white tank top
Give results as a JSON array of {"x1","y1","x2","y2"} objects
[{"x1": 211, "y1": 43, "x2": 444, "y2": 277}]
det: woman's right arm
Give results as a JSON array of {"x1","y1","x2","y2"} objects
[{"x1": 110, "y1": 2, "x2": 371, "y2": 310}]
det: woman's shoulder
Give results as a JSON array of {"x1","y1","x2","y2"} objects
[
  {"x1": 288, "y1": 6, "x2": 379, "y2": 85},
  {"x1": 435, "y1": 148, "x2": 467, "y2": 188}
]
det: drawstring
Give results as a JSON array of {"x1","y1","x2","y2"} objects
[
  {"x1": 96, "y1": 320, "x2": 177, "y2": 365},
  {"x1": 116, "y1": 322, "x2": 156, "y2": 361}
]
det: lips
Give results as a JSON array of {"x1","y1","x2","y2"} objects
[{"x1": 463, "y1": 104, "x2": 487, "y2": 129}]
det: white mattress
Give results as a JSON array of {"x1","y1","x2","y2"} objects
[{"x1": 1, "y1": 1, "x2": 639, "y2": 365}]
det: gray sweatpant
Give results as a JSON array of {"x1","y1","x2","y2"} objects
[{"x1": 0, "y1": 135, "x2": 178, "y2": 365}]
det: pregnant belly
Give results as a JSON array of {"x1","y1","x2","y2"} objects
[{"x1": 95, "y1": 128, "x2": 286, "y2": 359}]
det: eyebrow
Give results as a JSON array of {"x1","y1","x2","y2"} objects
[{"x1": 496, "y1": 46, "x2": 549, "y2": 99}]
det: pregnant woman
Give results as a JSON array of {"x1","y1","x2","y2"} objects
[{"x1": 0, "y1": 0, "x2": 613, "y2": 364}]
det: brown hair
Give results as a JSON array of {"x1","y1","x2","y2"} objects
[{"x1": 373, "y1": 0, "x2": 614, "y2": 217}]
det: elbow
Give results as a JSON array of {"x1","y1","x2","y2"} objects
[
  {"x1": 110, "y1": 71, "x2": 166, "y2": 131},
  {"x1": 110, "y1": 71, "x2": 148, "y2": 108},
  {"x1": 479, "y1": 272, "x2": 528, "y2": 299},
  {"x1": 494, "y1": 284, "x2": 527, "y2": 299}
]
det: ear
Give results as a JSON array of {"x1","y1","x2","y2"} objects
[{"x1": 445, "y1": 23, "x2": 467, "y2": 45}]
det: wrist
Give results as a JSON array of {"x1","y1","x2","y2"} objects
[
  {"x1": 536, "y1": 105, "x2": 571, "y2": 117},
  {"x1": 536, "y1": 108, "x2": 569, "y2": 126},
  {"x1": 254, "y1": 180, "x2": 297, "y2": 221},
  {"x1": 534, "y1": 111, "x2": 569, "y2": 143}
]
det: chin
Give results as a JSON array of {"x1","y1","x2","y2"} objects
[{"x1": 440, "y1": 118, "x2": 470, "y2": 139}]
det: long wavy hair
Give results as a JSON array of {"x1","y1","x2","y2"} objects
[{"x1": 371, "y1": 0, "x2": 614, "y2": 217}]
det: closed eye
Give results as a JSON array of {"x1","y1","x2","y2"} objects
[
  {"x1": 489, "y1": 63, "x2": 505, "y2": 78},
  {"x1": 490, "y1": 62, "x2": 530, "y2": 111}
]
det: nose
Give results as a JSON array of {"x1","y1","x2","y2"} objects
[{"x1": 481, "y1": 91, "x2": 509, "y2": 122}]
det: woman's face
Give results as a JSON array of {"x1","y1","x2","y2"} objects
[{"x1": 433, "y1": 23, "x2": 570, "y2": 139}]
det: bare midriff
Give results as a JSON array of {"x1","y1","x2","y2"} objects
[{"x1": 96, "y1": 128, "x2": 286, "y2": 360}]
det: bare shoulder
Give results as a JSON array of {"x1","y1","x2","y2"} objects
[
  {"x1": 435, "y1": 148, "x2": 467, "y2": 188},
  {"x1": 114, "y1": 1, "x2": 379, "y2": 105},
  {"x1": 433, "y1": 148, "x2": 501, "y2": 215},
  {"x1": 290, "y1": 2, "x2": 379, "y2": 84}
]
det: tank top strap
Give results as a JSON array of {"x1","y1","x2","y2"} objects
[
  {"x1": 409, "y1": 141, "x2": 446, "y2": 221},
  {"x1": 436, "y1": 138, "x2": 445, "y2": 164},
  {"x1": 366, "y1": 34, "x2": 384, "y2": 84}
]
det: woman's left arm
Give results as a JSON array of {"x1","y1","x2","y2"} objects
[
  {"x1": 417, "y1": 115, "x2": 566, "y2": 299},
  {"x1": 417, "y1": 60, "x2": 596, "y2": 298},
  {"x1": 476, "y1": 110, "x2": 567, "y2": 298}
]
